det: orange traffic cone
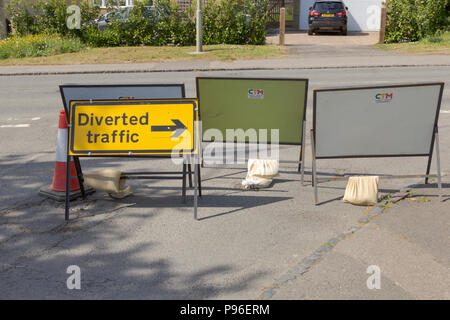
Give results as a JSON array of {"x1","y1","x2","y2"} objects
[
  {"x1": 39, "y1": 110, "x2": 94, "y2": 201},
  {"x1": 50, "y1": 110, "x2": 80, "y2": 192}
]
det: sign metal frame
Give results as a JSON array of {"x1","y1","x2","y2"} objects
[
  {"x1": 60, "y1": 83, "x2": 186, "y2": 116},
  {"x1": 63, "y1": 98, "x2": 201, "y2": 221},
  {"x1": 59, "y1": 84, "x2": 191, "y2": 201},
  {"x1": 311, "y1": 82, "x2": 444, "y2": 205},
  {"x1": 196, "y1": 77, "x2": 309, "y2": 182}
]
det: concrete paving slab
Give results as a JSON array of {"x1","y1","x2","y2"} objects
[
  {"x1": 273, "y1": 250, "x2": 414, "y2": 300},
  {"x1": 374, "y1": 188, "x2": 450, "y2": 266},
  {"x1": 271, "y1": 196, "x2": 450, "y2": 300}
]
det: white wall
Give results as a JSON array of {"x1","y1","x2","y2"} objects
[{"x1": 299, "y1": 0, "x2": 383, "y2": 31}]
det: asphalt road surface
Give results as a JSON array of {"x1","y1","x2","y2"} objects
[{"x1": 0, "y1": 66, "x2": 449, "y2": 299}]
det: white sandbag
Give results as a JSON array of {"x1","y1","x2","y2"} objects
[
  {"x1": 84, "y1": 169, "x2": 122, "y2": 194},
  {"x1": 242, "y1": 176, "x2": 273, "y2": 189},
  {"x1": 343, "y1": 176, "x2": 379, "y2": 206},
  {"x1": 109, "y1": 186, "x2": 133, "y2": 199},
  {"x1": 84, "y1": 169, "x2": 132, "y2": 198},
  {"x1": 241, "y1": 159, "x2": 279, "y2": 190},
  {"x1": 247, "y1": 158, "x2": 279, "y2": 179}
]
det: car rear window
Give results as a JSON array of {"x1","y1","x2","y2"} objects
[{"x1": 314, "y1": 2, "x2": 344, "y2": 12}]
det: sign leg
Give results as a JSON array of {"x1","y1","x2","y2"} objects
[
  {"x1": 65, "y1": 154, "x2": 71, "y2": 221},
  {"x1": 434, "y1": 130, "x2": 443, "y2": 200},
  {"x1": 310, "y1": 130, "x2": 318, "y2": 205},
  {"x1": 188, "y1": 161, "x2": 193, "y2": 188},
  {"x1": 425, "y1": 127, "x2": 436, "y2": 185},
  {"x1": 300, "y1": 120, "x2": 307, "y2": 185},
  {"x1": 201, "y1": 152, "x2": 205, "y2": 168},
  {"x1": 182, "y1": 162, "x2": 187, "y2": 204},
  {"x1": 73, "y1": 156, "x2": 86, "y2": 199},
  {"x1": 197, "y1": 163, "x2": 202, "y2": 197},
  {"x1": 194, "y1": 156, "x2": 199, "y2": 220},
  {"x1": 194, "y1": 117, "x2": 200, "y2": 219},
  {"x1": 199, "y1": 120, "x2": 205, "y2": 168},
  {"x1": 425, "y1": 154, "x2": 433, "y2": 185}
]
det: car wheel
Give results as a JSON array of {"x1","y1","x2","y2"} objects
[{"x1": 308, "y1": 28, "x2": 314, "y2": 35}]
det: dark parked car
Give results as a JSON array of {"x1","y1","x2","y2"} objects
[{"x1": 308, "y1": 0, "x2": 348, "y2": 35}]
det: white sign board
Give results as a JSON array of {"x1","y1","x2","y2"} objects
[
  {"x1": 60, "y1": 84, "x2": 185, "y2": 114},
  {"x1": 314, "y1": 83, "x2": 443, "y2": 159}
]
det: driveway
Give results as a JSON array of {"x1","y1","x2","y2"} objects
[
  {"x1": 267, "y1": 31, "x2": 379, "y2": 46},
  {"x1": 266, "y1": 31, "x2": 391, "y2": 58}
]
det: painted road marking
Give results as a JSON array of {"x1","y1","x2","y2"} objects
[{"x1": 0, "y1": 124, "x2": 30, "y2": 128}]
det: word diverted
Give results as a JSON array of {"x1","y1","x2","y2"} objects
[
  {"x1": 78, "y1": 112, "x2": 150, "y2": 143},
  {"x1": 79, "y1": 112, "x2": 149, "y2": 126},
  {"x1": 69, "y1": 100, "x2": 197, "y2": 156}
]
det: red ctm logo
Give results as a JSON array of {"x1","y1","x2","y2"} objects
[
  {"x1": 248, "y1": 89, "x2": 264, "y2": 99},
  {"x1": 375, "y1": 93, "x2": 393, "y2": 103}
]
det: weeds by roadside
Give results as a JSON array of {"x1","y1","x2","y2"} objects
[{"x1": 0, "y1": 34, "x2": 85, "y2": 59}]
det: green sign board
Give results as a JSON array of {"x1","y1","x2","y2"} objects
[{"x1": 196, "y1": 77, "x2": 308, "y2": 145}]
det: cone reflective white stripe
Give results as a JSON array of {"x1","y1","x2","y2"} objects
[
  {"x1": 55, "y1": 125, "x2": 68, "y2": 163},
  {"x1": 50, "y1": 110, "x2": 80, "y2": 193}
]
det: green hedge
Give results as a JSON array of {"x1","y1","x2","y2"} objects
[
  {"x1": 203, "y1": 0, "x2": 268, "y2": 45},
  {"x1": 385, "y1": 0, "x2": 450, "y2": 43},
  {"x1": 7, "y1": 0, "x2": 269, "y2": 47},
  {"x1": 84, "y1": 0, "x2": 196, "y2": 47},
  {"x1": 6, "y1": 0, "x2": 99, "y2": 36}
]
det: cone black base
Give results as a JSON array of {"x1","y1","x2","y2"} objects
[{"x1": 39, "y1": 185, "x2": 95, "y2": 202}]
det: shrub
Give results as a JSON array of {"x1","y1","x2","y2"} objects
[
  {"x1": 0, "y1": 34, "x2": 85, "y2": 59},
  {"x1": 80, "y1": 1, "x2": 195, "y2": 47},
  {"x1": 33, "y1": 0, "x2": 72, "y2": 35},
  {"x1": 203, "y1": 0, "x2": 269, "y2": 45},
  {"x1": 385, "y1": 0, "x2": 449, "y2": 43},
  {"x1": 6, "y1": 0, "x2": 268, "y2": 47},
  {"x1": 153, "y1": 0, "x2": 196, "y2": 46},
  {"x1": 7, "y1": 0, "x2": 100, "y2": 37},
  {"x1": 6, "y1": 0, "x2": 35, "y2": 36},
  {"x1": 80, "y1": 26, "x2": 122, "y2": 47},
  {"x1": 243, "y1": 0, "x2": 269, "y2": 45}
]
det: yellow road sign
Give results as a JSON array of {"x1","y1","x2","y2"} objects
[{"x1": 68, "y1": 99, "x2": 198, "y2": 156}]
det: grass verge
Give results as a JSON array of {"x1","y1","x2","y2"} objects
[
  {"x1": 0, "y1": 44, "x2": 286, "y2": 66},
  {"x1": 0, "y1": 34, "x2": 85, "y2": 60},
  {"x1": 376, "y1": 31, "x2": 450, "y2": 55}
]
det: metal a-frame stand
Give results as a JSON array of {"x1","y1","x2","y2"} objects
[
  {"x1": 310, "y1": 127, "x2": 443, "y2": 206},
  {"x1": 64, "y1": 100, "x2": 202, "y2": 221}
]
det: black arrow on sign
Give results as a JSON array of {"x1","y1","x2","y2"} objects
[{"x1": 151, "y1": 119, "x2": 187, "y2": 138}]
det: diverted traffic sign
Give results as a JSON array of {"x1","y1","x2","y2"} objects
[{"x1": 68, "y1": 99, "x2": 198, "y2": 156}]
